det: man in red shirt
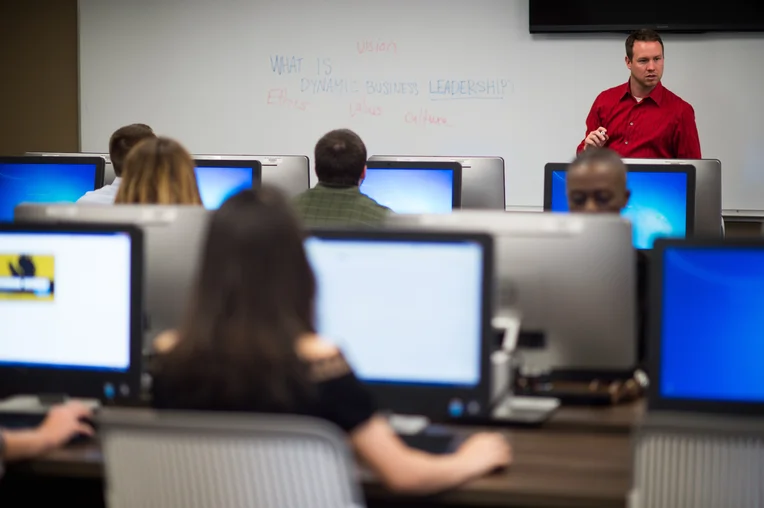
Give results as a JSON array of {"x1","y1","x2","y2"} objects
[{"x1": 577, "y1": 29, "x2": 701, "y2": 159}]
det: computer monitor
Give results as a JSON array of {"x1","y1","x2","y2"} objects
[
  {"x1": 388, "y1": 211, "x2": 637, "y2": 376},
  {"x1": 361, "y1": 161, "x2": 462, "y2": 213},
  {"x1": 193, "y1": 155, "x2": 310, "y2": 197},
  {"x1": 543, "y1": 163, "x2": 696, "y2": 249},
  {"x1": 0, "y1": 222, "x2": 143, "y2": 403},
  {"x1": 25, "y1": 152, "x2": 115, "y2": 185},
  {"x1": 649, "y1": 238, "x2": 764, "y2": 416},
  {"x1": 14, "y1": 204, "x2": 211, "y2": 351},
  {"x1": 0, "y1": 156, "x2": 105, "y2": 222},
  {"x1": 193, "y1": 160, "x2": 262, "y2": 209},
  {"x1": 623, "y1": 158, "x2": 722, "y2": 237},
  {"x1": 304, "y1": 229, "x2": 493, "y2": 421},
  {"x1": 368, "y1": 155, "x2": 505, "y2": 210}
]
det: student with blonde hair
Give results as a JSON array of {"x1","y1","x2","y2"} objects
[{"x1": 115, "y1": 137, "x2": 202, "y2": 205}]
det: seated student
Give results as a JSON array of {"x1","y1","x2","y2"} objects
[
  {"x1": 1, "y1": 401, "x2": 93, "y2": 477},
  {"x1": 115, "y1": 136, "x2": 202, "y2": 205},
  {"x1": 293, "y1": 129, "x2": 390, "y2": 227},
  {"x1": 151, "y1": 187, "x2": 511, "y2": 495},
  {"x1": 565, "y1": 148, "x2": 649, "y2": 367},
  {"x1": 77, "y1": 123, "x2": 157, "y2": 204}
]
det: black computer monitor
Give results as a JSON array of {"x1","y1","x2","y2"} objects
[
  {"x1": 0, "y1": 223, "x2": 144, "y2": 403},
  {"x1": 649, "y1": 238, "x2": 764, "y2": 416},
  {"x1": 193, "y1": 159, "x2": 262, "y2": 209},
  {"x1": 304, "y1": 229, "x2": 493, "y2": 421},
  {"x1": 0, "y1": 156, "x2": 105, "y2": 222},
  {"x1": 543, "y1": 163, "x2": 696, "y2": 249},
  {"x1": 361, "y1": 161, "x2": 462, "y2": 213}
]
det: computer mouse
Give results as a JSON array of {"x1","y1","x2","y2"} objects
[
  {"x1": 66, "y1": 416, "x2": 98, "y2": 445},
  {"x1": 490, "y1": 464, "x2": 510, "y2": 475}
]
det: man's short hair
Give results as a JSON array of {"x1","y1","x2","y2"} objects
[
  {"x1": 314, "y1": 129, "x2": 367, "y2": 186},
  {"x1": 569, "y1": 147, "x2": 627, "y2": 175},
  {"x1": 625, "y1": 29, "x2": 664, "y2": 61},
  {"x1": 109, "y1": 123, "x2": 156, "y2": 177}
]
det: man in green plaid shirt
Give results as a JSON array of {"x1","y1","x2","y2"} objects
[{"x1": 293, "y1": 129, "x2": 391, "y2": 227}]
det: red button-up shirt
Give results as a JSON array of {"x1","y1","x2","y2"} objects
[{"x1": 576, "y1": 80, "x2": 701, "y2": 159}]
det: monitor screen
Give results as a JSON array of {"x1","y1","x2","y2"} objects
[
  {"x1": 658, "y1": 246, "x2": 764, "y2": 404},
  {"x1": 360, "y1": 168, "x2": 455, "y2": 213},
  {"x1": 0, "y1": 162, "x2": 100, "y2": 222},
  {"x1": 0, "y1": 230, "x2": 132, "y2": 371},
  {"x1": 549, "y1": 169, "x2": 689, "y2": 249},
  {"x1": 304, "y1": 236, "x2": 483, "y2": 387},
  {"x1": 194, "y1": 165, "x2": 254, "y2": 209}
]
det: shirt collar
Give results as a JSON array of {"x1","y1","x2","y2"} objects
[
  {"x1": 316, "y1": 182, "x2": 361, "y2": 193},
  {"x1": 620, "y1": 79, "x2": 664, "y2": 106}
]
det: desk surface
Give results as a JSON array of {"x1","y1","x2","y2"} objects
[
  {"x1": 10, "y1": 425, "x2": 634, "y2": 508},
  {"x1": 547, "y1": 399, "x2": 644, "y2": 434}
]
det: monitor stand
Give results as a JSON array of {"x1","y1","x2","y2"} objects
[
  {"x1": 490, "y1": 312, "x2": 561, "y2": 425},
  {"x1": 388, "y1": 413, "x2": 430, "y2": 435},
  {"x1": 0, "y1": 394, "x2": 100, "y2": 415}
]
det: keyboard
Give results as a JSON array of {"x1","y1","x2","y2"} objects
[{"x1": 399, "y1": 432, "x2": 461, "y2": 454}]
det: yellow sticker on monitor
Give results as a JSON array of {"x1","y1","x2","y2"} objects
[{"x1": 0, "y1": 254, "x2": 55, "y2": 301}]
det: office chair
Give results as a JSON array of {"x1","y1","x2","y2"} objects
[
  {"x1": 100, "y1": 409, "x2": 365, "y2": 508},
  {"x1": 630, "y1": 413, "x2": 764, "y2": 508}
]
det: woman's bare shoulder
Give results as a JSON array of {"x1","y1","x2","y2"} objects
[
  {"x1": 296, "y1": 334, "x2": 341, "y2": 362},
  {"x1": 153, "y1": 330, "x2": 180, "y2": 354}
]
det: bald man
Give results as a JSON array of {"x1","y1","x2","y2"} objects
[
  {"x1": 565, "y1": 148, "x2": 648, "y2": 369},
  {"x1": 566, "y1": 148, "x2": 630, "y2": 214}
]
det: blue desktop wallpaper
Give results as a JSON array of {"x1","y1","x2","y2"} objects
[
  {"x1": 360, "y1": 168, "x2": 454, "y2": 213},
  {"x1": 0, "y1": 162, "x2": 98, "y2": 222},
  {"x1": 194, "y1": 166, "x2": 253, "y2": 209},
  {"x1": 550, "y1": 170, "x2": 688, "y2": 249},
  {"x1": 659, "y1": 247, "x2": 764, "y2": 403}
]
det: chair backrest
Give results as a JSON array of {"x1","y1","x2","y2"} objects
[
  {"x1": 631, "y1": 412, "x2": 764, "y2": 508},
  {"x1": 100, "y1": 408, "x2": 366, "y2": 508}
]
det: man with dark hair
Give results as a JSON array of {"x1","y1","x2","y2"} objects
[
  {"x1": 576, "y1": 29, "x2": 701, "y2": 159},
  {"x1": 77, "y1": 123, "x2": 156, "y2": 204},
  {"x1": 293, "y1": 129, "x2": 390, "y2": 227},
  {"x1": 566, "y1": 148, "x2": 648, "y2": 368}
]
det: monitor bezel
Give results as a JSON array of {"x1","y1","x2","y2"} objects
[
  {"x1": 649, "y1": 237, "x2": 764, "y2": 416},
  {"x1": 0, "y1": 222, "x2": 144, "y2": 405},
  {"x1": 193, "y1": 159, "x2": 263, "y2": 195},
  {"x1": 363, "y1": 160, "x2": 463, "y2": 209},
  {"x1": 2, "y1": 155, "x2": 106, "y2": 192},
  {"x1": 306, "y1": 227, "x2": 494, "y2": 422},
  {"x1": 543, "y1": 163, "x2": 697, "y2": 248}
]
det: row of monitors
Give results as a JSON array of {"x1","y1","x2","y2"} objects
[
  {"x1": 3, "y1": 154, "x2": 722, "y2": 248},
  {"x1": 1, "y1": 208, "x2": 754, "y2": 420}
]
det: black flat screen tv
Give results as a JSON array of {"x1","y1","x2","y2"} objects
[{"x1": 529, "y1": 2, "x2": 764, "y2": 33}]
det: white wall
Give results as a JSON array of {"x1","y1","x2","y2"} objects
[{"x1": 79, "y1": 0, "x2": 764, "y2": 211}]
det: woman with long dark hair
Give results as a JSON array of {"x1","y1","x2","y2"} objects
[{"x1": 152, "y1": 186, "x2": 511, "y2": 494}]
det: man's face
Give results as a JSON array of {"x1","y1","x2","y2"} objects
[
  {"x1": 626, "y1": 41, "x2": 664, "y2": 91},
  {"x1": 566, "y1": 163, "x2": 630, "y2": 213}
]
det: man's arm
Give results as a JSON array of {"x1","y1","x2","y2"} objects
[
  {"x1": 0, "y1": 402, "x2": 93, "y2": 463},
  {"x1": 674, "y1": 104, "x2": 702, "y2": 159},
  {"x1": 1, "y1": 429, "x2": 53, "y2": 462},
  {"x1": 577, "y1": 98, "x2": 603, "y2": 154}
]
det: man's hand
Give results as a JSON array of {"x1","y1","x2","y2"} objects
[{"x1": 584, "y1": 127, "x2": 608, "y2": 149}]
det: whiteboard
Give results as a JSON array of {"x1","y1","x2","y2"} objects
[{"x1": 79, "y1": 0, "x2": 764, "y2": 211}]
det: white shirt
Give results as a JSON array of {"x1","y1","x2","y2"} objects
[{"x1": 76, "y1": 177, "x2": 121, "y2": 204}]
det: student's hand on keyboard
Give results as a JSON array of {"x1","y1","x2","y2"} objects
[
  {"x1": 455, "y1": 432, "x2": 512, "y2": 474},
  {"x1": 38, "y1": 401, "x2": 95, "y2": 450}
]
